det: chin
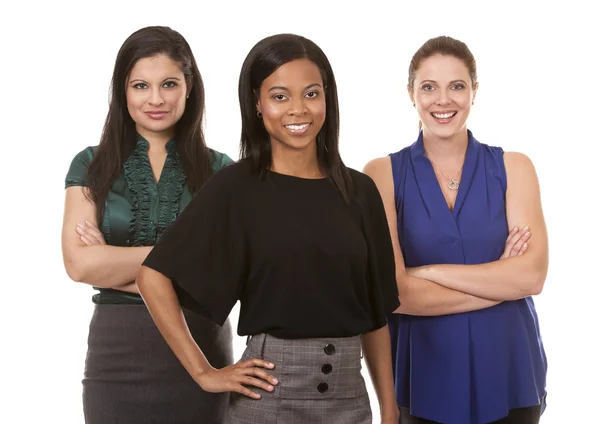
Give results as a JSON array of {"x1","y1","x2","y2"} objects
[
  {"x1": 141, "y1": 121, "x2": 175, "y2": 134},
  {"x1": 277, "y1": 135, "x2": 317, "y2": 150},
  {"x1": 426, "y1": 124, "x2": 461, "y2": 140}
]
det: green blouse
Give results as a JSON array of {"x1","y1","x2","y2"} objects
[{"x1": 65, "y1": 135, "x2": 234, "y2": 304}]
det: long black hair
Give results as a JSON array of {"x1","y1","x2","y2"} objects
[
  {"x1": 238, "y1": 33, "x2": 353, "y2": 203},
  {"x1": 86, "y1": 26, "x2": 213, "y2": 225}
]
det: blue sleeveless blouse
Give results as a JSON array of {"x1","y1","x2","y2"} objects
[{"x1": 388, "y1": 130, "x2": 547, "y2": 424}]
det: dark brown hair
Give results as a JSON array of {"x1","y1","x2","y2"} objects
[
  {"x1": 86, "y1": 26, "x2": 213, "y2": 225},
  {"x1": 238, "y1": 33, "x2": 353, "y2": 203}
]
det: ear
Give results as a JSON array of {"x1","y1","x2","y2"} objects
[
  {"x1": 407, "y1": 84, "x2": 415, "y2": 106},
  {"x1": 256, "y1": 99, "x2": 262, "y2": 114},
  {"x1": 472, "y1": 82, "x2": 479, "y2": 104},
  {"x1": 186, "y1": 80, "x2": 194, "y2": 99}
]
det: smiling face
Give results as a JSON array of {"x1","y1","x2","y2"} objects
[
  {"x1": 126, "y1": 54, "x2": 189, "y2": 140},
  {"x1": 256, "y1": 58, "x2": 326, "y2": 152},
  {"x1": 409, "y1": 54, "x2": 478, "y2": 140}
]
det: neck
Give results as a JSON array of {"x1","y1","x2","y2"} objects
[
  {"x1": 422, "y1": 127, "x2": 469, "y2": 164},
  {"x1": 137, "y1": 126, "x2": 174, "y2": 153},
  {"x1": 270, "y1": 139, "x2": 323, "y2": 178}
]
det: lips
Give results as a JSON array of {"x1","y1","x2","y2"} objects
[
  {"x1": 431, "y1": 111, "x2": 457, "y2": 119},
  {"x1": 284, "y1": 122, "x2": 312, "y2": 134},
  {"x1": 145, "y1": 111, "x2": 168, "y2": 120}
]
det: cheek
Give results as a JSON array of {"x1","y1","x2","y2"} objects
[
  {"x1": 261, "y1": 104, "x2": 284, "y2": 130},
  {"x1": 126, "y1": 90, "x2": 144, "y2": 111},
  {"x1": 314, "y1": 101, "x2": 326, "y2": 121}
]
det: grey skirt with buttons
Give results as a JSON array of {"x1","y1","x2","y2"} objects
[{"x1": 225, "y1": 333, "x2": 372, "y2": 424}]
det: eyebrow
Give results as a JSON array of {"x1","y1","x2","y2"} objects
[
  {"x1": 420, "y1": 79, "x2": 468, "y2": 85},
  {"x1": 268, "y1": 83, "x2": 323, "y2": 92},
  {"x1": 129, "y1": 77, "x2": 182, "y2": 84}
]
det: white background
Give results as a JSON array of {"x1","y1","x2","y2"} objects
[{"x1": 1, "y1": 1, "x2": 597, "y2": 423}]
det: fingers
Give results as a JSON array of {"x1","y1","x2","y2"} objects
[
  {"x1": 502, "y1": 226, "x2": 530, "y2": 259},
  {"x1": 76, "y1": 222, "x2": 106, "y2": 245},
  {"x1": 510, "y1": 227, "x2": 530, "y2": 257},
  {"x1": 233, "y1": 358, "x2": 278, "y2": 398},
  {"x1": 241, "y1": 358, "x2": 276, "y2": 370},
  {"x1": 244, "y1": 366, "x2": 279, "y2": 386},
  {"x1": 501, "y1": 226, "x2": 520, "y2": 259},
  {"x1": 235, "y1": 384, "x2": 263, "y2": 399},
  {"x1": 79, "y1": 234, "x2": 95, "y2": 246},
  {"x1": 239, "y1": 375, "x2": 275, "y2": 393},
  {"x1": 239, "y1": 358, "x2": 278, "y2": 385},
  {"x1": 84, "y1": 220, "x2": 106, "y2": 243}
]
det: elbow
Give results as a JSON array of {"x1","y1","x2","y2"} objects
[
  {"x1": 136, "y1": 266, "x2": 152, "y2": 292},
  {"x1": 394, "y1": 275, "x2": 424, "y2": 315},
  {"x1": 527, "y1": 267, "x2": 548, "y2": 296},
  {"x1": 530, "y1": 272, "x2": 546, "y2": 296},
  {"x1": 64, "y1": 260, "x2": 87, "y2": 283}
]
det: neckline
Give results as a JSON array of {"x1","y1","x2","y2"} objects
[
  {"x1": 136, "y1": 133, "x2": 176, "y2": 153},
  {"x1": 267, "y1": 169, "x2": 328, "y2": 181}
]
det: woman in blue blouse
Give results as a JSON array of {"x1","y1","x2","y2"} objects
[{"x1": 364, "y1": 36, "x2": 548, "y2": 424}]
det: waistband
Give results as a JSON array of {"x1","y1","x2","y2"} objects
[{"x1": 243, "y1": 333, "x2": 366, "y2": 400}]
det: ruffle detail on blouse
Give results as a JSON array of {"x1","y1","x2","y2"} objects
[
  {"x1": 156, "y1": 141, "x2": 186, "y2": 240},
  {"x1": 123, "y1": 135, "x2": 186, "y2": 246}
]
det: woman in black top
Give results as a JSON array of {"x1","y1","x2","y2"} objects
[{"x1": 137, "y1": 33, "x2": 400, "y2": 423}]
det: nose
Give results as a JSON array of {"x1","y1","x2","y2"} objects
[
  {"x1": 435, "y1": 89, "x2": 451, "y2": 106},
  {"x1": 148, "y1": 88, "x2": 165, "y2": 106},
  {"x1": 287, "y1": 97, "x2": 308, "y2": 116}
]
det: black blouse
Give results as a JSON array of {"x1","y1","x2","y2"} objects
[{"x1": 142, "y1": 161, "x2": 399, "y2": 339}]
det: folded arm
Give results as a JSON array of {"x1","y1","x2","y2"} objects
[
  {"x1": 408, "y1": 152, "x2": 549, "y2": 301},
  {"x1": 363, "y1": 157, "x2": 501, "y2": 316},
  {"x1": 61, "y1": 186, "x2": 151, "y2": 289}
]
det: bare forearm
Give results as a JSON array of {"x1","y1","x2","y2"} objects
[
  {"x1": 136, "y1": 266, "x2": 212, "y2": 379},
  {"x1": 361, "y1": 325, "x2": 398, "y2": 420},
  {"x1": 65, "y1": 245, "x2": 152, "y2": 288},
  {"x1": 415, "y1": 257, "x2": 546, "y2": 301},
  {"x1": 116, "y1": 281, "x2": 139, "y2": 294},
  {"x1": 395, "y1": 274, "x2": 500, "y2": 316}
]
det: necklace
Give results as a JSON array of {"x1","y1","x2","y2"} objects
[{"x1": 426, "y1": 156, "x2": 463, "y2": 191}]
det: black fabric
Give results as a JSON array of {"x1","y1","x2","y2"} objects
[
  {"x1": 399, "y1": 401, "x2": 543, "y2": 424},
  {"x1": 143, "y1": 160, "x2": 399, "y2": 338}
]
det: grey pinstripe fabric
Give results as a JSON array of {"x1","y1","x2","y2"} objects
[{"x1": 225, "y1": 334, "x2": 372, "y2": 423}]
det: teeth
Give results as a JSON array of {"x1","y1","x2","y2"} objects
[
  {"x1": 285, "y1": 123, "x2": 310, "y2": 130},
  {"x1": 432, "y1": 112, "x2": 456, "y2": 119}
]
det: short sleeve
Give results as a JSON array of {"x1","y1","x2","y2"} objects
[
  {"x1": 142, "y1": 165, "x2": 246, "y2": 326},
  {"x1": 357, "y1": 173, "x2": 401, "y2": 322},
  {"x1": 209, "y1": 148, "x2": 235, "y2": 173},
  {"x1": 65, "y1": 147, "x2": 95, "y2": 188}
]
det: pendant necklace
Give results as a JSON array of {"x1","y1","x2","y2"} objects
[{"x1": 426, "y1": 155, "x2": 463, "y2": 191}]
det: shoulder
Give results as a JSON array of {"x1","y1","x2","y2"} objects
[
  {"x1": 348, "y1": 168, "x2": 383, "y2": 200},
  {"x1": 503, "y1": 151, "x2": 539, "y2": 183},
  {"x1": 71, "y1": 146, "x2": 97, "y2": 165},
  {"x1": 65, "y1": 146, "x2": 97, "y2": 188},
  {"x1": 359, "y1": 157, "x2": 395, "y2": 200},
  {"x1": 503, "y1": 151, "x2": 535, "y2": 169},
  {"x1": 362, "y1": 156, "x2": 392, "y2": 178},
  {"x1": 208, "y1": 148, "x2": 236, "y2": 171},
  {"x1": 203, "y1": 159, "x2": 252, "y2": 190}
]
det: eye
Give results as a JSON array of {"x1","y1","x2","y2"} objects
[
  {"x1": 305, "y1": 90, "x2": 319, "y2": 99},
  {"x1": 133, "y1": 83, "x2": 148, "y2": 89},
  {"x1": 421, "y1": 84, "x2": 434, "y2": 92},
  {"x1": 451, "y1": 83, "x2": 465, "y2": 90},
  {"x1": 163, "y1": 81, "x2": 178, "y2": 88},
  {"x1": 273, "y1": 94, "x2": 288, "y2": 101}
]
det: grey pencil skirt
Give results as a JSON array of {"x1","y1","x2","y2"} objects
[
  {"x1": 83, "y1": 304, "x2": 234, "y2": 424},
  {"x1": 225, "y1": 333, "x2": 372, "y2": 424}
]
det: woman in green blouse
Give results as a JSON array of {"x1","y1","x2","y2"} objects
[{"x1": 61, "y1": 26, "x2": 234, "y2": 423}]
